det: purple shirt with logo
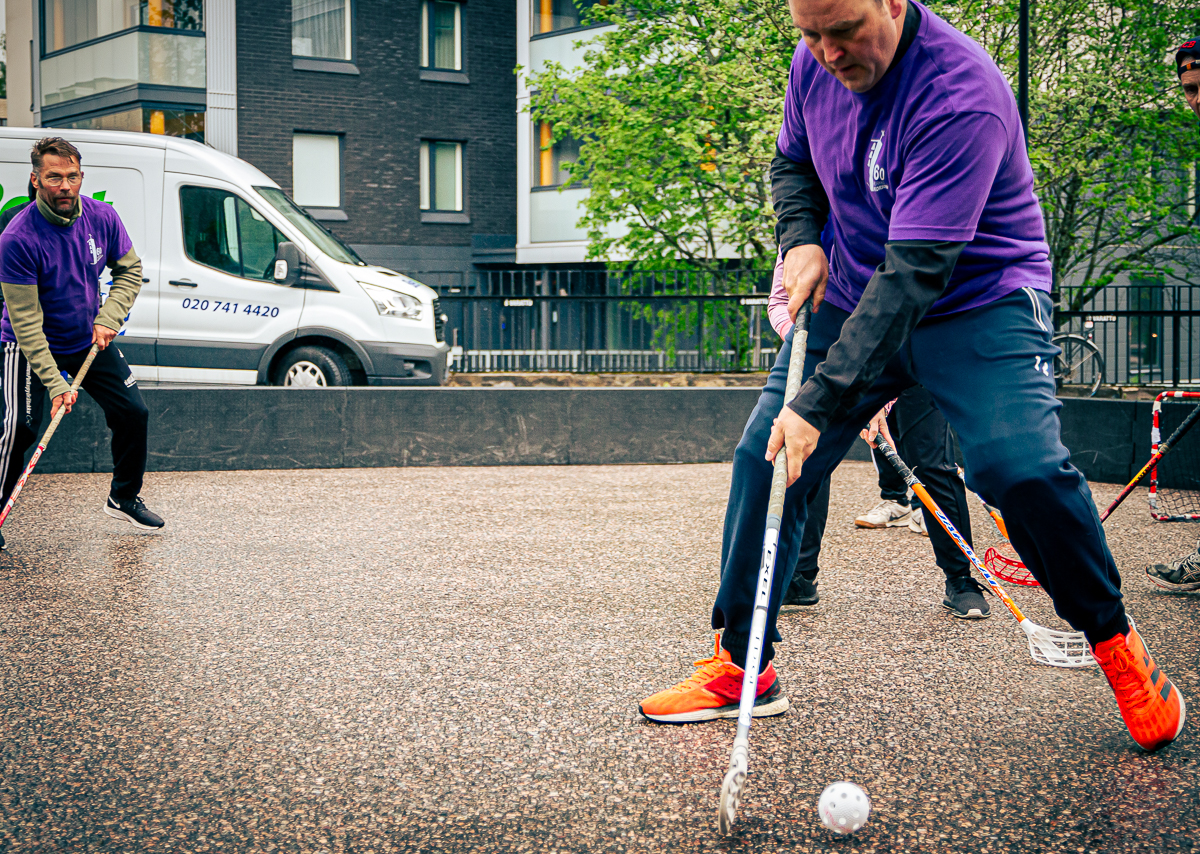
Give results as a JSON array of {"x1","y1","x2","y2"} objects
[
  {"x1": 0, "y1": 196, "x2": 132, "y2": 354},
  {"x1": 777, "y1": 0, "x2": 1051, "y2": 316}
]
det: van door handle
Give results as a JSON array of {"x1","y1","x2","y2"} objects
[{"x1": 168, "y1": 279, "x2": 198, "y2": 288}]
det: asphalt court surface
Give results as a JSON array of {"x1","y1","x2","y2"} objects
[{"x1": 2, "y1": 462, "x2": 1199, "y2": 853}]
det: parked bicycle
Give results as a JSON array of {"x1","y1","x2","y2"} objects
[{"x1": 1051, "y1": 332, "x2": 1105, "y2": 397}]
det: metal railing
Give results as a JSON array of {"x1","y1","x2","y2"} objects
[
  {"x1": 1054, "y1": 284, "x2": 1200, "y2": 387},
  {"x1": 414, "y1": 270, "x2": 1200, "y2": 382},
  {"x1": 426, "y1": 269, "x2": 782, "y2": 373}
]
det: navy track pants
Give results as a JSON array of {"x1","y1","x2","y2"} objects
[{"x1": 714, "y1": 288, "x2": 1126, "y2": 667}]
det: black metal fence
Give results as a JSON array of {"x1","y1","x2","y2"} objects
[
  {"x1": 418, "y1": 270, "x2": 1200, "y2": 383},
  {"x1": 426, "y1": 268, "x2": 782, "y2": 372},
  {"x1": 1054, "y1": 284, "x2": 1200, "y2": 387}
]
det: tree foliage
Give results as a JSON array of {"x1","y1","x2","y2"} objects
[
  {"x1": 929, "y1": 0, "x2": 1200, "y2": 308},
  {"x1": 528, "y1": 0, "x2": 1200, "y2": 299},
  {"x1": 527, "y1": 0, "x2": 795, "y2": 271}
]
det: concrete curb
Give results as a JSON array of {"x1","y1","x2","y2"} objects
[{"x1": 36, "y1": 388, "x2": 1149, "y2": 483}]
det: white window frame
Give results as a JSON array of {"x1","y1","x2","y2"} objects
[
  {"x1": 292, "y1": 133, "x2": 343, "y2": 208},
  {"x1": 420, "y1": 0, "x2": 462, "y2": 70},
  {"x1": 419, "y1": 140, "x2": 463, "y2": 212},
  {"x1": 292, "y1": 0, "x2": 354, "y2": 61}
]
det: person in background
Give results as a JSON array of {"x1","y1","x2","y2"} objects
[
  {"x1": 1145, "y1": 38, "x2": 1200, "y2": 592},
  {"x1": 768, "y1": 253, "x2": 989, "y2": 619},
  {"x1": 0, "y1": 181, "x2": 38, "y2": 234},
  {"x1": 0, "y1": 137, "x2": 164, "y2": 551}
]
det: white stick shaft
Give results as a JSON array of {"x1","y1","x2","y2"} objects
[{"x1": 730, "y1": 307, "x2": 808, "y2": 746}]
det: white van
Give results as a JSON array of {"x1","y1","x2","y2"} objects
[{"x1": 0, "y1": 128, "x2": 450, "y2": 386}]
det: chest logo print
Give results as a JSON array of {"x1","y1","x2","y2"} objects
[
  {"x1": 867, "y1": 130, "x2": 888, "y2": 192},
  {"x1": 87, "y1": 235, "x2": 102, "y2": 266}
]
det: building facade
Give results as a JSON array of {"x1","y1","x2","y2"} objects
[
  {"x1": 5, "y1": 0, "x2": 518, "y2": 277},
  {"x1": 515, "y1": 0, "x2": 612, "y2": 267}
]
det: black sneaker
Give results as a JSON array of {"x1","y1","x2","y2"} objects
[
  {"x1": 943, "y1": 575, "x2": 991, "y2": 619},
  {"x1": 0, "y1": 530, "x2": 6, "y2": 550},
  {"x1": 1146, "y1": 545, "x2": 1200, "y2": 591},
  {"x1": 104, "y1": 495, "x2": 165, "y2": 530},
  {"x1": 780, "y1": 574, "x2": 819, "y2": 612}
]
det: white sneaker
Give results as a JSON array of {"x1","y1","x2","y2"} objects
[
  {"x1": 855, "y1": 500, "x2": 913, "y2": 529},
  {"x1": 909, "y1": 506, "x2": 929, "y2": 536}
]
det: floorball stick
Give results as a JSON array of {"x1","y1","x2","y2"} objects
[
  {"x1": 0, "y1": 344, "x2": 99, "y2": 530},
  {"x1": 717, "y1": 304, "x2": 809, "y2": 836},
  {"x1": 956, "y1": 468, "x2": 1041, "y2": 587},
  {"x1": 1099, "y1": 399, "x2": 1200, "y2": 523},
  {"x1": 875, "y1": 435, "x2": 1093, "y2": 668}
]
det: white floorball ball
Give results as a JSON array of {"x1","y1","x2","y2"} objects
[{"x1": 818, "y1": 781, "x2": 871, "y2": 834}]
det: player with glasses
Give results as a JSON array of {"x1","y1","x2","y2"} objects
[{"x1": 0, "y1": 137, "x2": 165, "y2": 549}]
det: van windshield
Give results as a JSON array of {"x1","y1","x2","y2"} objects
[{"x1": 254, "y1": 186, "x2": 366, "y2": 266}]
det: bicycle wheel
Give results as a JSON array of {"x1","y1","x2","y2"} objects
[{"x1": 1052, "y1": 334, "x2": 1105, "y2": 397}]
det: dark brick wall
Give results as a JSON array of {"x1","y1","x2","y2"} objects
[{"x1": 236, "y1": 0, "x2": 517, "y2": 256}]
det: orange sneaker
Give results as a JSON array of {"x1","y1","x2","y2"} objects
[
  {"x1": 1092, "y1": 623, "x2": 1186, "y2": 752},
  {"x1": 638, "y1": 635, "x2": 789, "y2": 723}
]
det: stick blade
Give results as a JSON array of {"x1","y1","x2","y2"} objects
[
  {"x1": 718, "y1": 765, "x2": 746, "y2": 835},
  {"x1": 1020, "y1": 619, "x2": 1095, "y2": 668}
]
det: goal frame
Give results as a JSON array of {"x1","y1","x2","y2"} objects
[{"x1": 1149, "y1": 391, "x2": 1200, "y2": 522}]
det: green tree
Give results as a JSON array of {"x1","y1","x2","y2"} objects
[
  {"x1": 928, "y1": 0, "x2": 1200, "y2": 310},
  {"x1": 527, "y1": 0, "x2": 795, "y2": 272},
  {"x1": 529, "y1": 0, "x2": 1200, "y2": 306}
]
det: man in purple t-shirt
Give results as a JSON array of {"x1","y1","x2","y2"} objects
[
  {"x1": 639, "y1": 0, "x2": 1184, "y2": 753},
  {"x1": 0, "y1": 137, "x2": 165, "y2": 548}
]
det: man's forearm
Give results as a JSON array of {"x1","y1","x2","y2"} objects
[
  {"x1": 1, "y1": 282, "x2": 71, "y2": 398},
  {"x1": 770, "y1": 148, "x2": 830, "y2": 257},
  {"x1": 787, "y1": 240, "x2": 966, "y2": 432},
  {"x1": 94, "y1": 248, "x2": 143, "y2": 332}
]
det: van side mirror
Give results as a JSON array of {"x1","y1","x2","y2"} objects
[{"x1": 273, "y1": 242, "x2": 302, "y2": 286}]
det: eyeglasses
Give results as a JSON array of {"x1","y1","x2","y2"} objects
[{"x1": 39, "y1": 173, "x2": 82, "y2": 188}]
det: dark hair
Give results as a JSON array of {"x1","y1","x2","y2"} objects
[{"x1": 30, "y1": 137, "x2": 82, "y2": 171}]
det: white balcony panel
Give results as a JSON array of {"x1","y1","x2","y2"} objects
[
  {"x1": 528, "y1": 25, "x2": 614, "y2": 76},
  {"x1": 42, "y1": 32, "x2": 206, "y2": 107},
  {"x1": 530, "y1": 187, "x2": 590, "y2": 243}
]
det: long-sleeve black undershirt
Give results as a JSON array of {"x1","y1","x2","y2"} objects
[
  {"x1": 771, "y1": 0, "x2": 963, "y2": 430},
  {"x1": 785, "y1": 240, "x2": 966, "y2": 433}
]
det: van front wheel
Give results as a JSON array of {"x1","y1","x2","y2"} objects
[{"x1": 275, "y1": 346, "x2": 351, "y2": 388}]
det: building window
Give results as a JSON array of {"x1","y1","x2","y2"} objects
[
  {"x1": 180, "y1": 186, "x2": 286, "y2": 282},
  {"x1": 43, "y1": 0, "x2": 202, "y2": 54},
  {"x1": 535, "y1": 121, "x2": 581, "y2": 187},
  {"x1": 420, "y1": 0, "x2": 462, "y2": 70},
  {"x1": 532, "y1": 0, "x2": 605, "y2": 36},
  {"x1": 419, "y1": 141, "x2": 463, "y2": 212},
  {"x1": 292, "y1": 134, "x2": 342, "y2": 208},
  {"x1": 293, "y1": 0, "x2": 352, "y2": 61},
  {"x1": 59, "y1": 106, "x2": 205, "y2": 142}
]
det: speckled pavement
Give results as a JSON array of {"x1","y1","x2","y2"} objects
[{"x1": 2, "y1": 462, "x2": 1198, "y2": 853}]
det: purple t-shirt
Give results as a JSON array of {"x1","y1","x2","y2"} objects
[
  {"x1": 776, "y1": 1, "x2": 1051, "y2": 316},
  {"x1": 0, "y1": 196, "x2": 133, "y2": 354}
]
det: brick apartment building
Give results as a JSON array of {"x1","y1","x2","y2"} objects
[{"x1": 5, "y1": 0, "x2": 517, "y2": 276}]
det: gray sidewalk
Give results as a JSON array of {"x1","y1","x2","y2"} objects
[{"x1": 2, "y1": 462, "x2": 1198, "y2": 853}]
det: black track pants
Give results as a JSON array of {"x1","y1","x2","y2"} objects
[{"x1": 0, "y1": 342, "x2": 149, "y2": 506}]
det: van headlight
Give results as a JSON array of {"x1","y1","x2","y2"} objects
[{"x1": 361, "y1": 283, "x2": 424, "y2": 319}]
